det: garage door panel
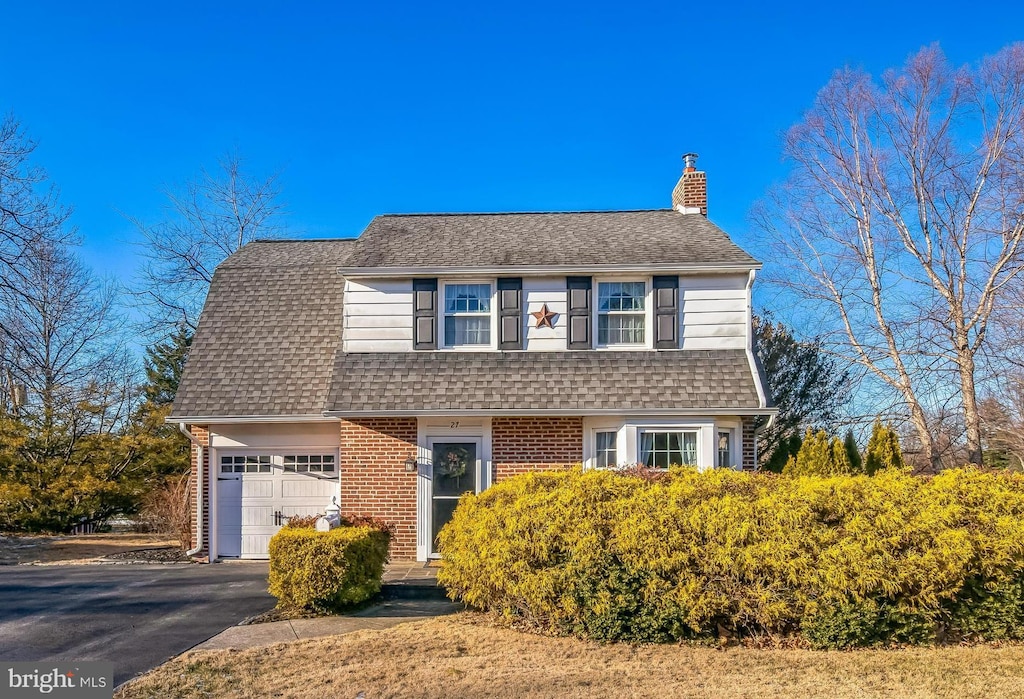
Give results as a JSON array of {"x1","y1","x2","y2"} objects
[
  {"x1": 281, "y1": 477, "x2": 336, "y2": 499},
  {"x1": 242, "y1": 506, "x2": 274, "y2": 527},
  {"x1": 241, "y1": 480, "x2": 274, "y2": 498}
]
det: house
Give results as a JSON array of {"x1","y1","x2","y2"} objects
[{"x1": 169, "y1": 155, "x2": 775, "y2": 562}]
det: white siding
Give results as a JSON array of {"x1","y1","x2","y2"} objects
[
  {"x1": 523, "y1": 276, "x2": 567, "y2": 351},
  {"x1": 209, "y1": 422, "x2": 341, "y2": 449},
  {"x1": 343, "y1": 278, "x2": 414, "y2": 352},
  {"x1": 679, "y1": 274, "x2": 748, "y2": 350}
]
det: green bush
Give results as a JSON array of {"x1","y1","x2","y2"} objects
[
  {"x1": 436, "y1": 467, "x2": 1024, "y2": 647},
  {"x1": 268, "y1": 526, "x2": 390, "y2": 612}
]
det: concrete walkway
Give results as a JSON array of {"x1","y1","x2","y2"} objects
[{"x1": 195, "y1": 562, "x2": 461, "y2": 651}]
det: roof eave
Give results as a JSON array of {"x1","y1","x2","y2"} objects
[
  {"x1": 165, "y1": 414, "x2": 339, "y2": 424},
  {"x1": 323, "y1": 407, "x2": 778, "y2": 418},
  {"x1": 337, "y1": 262, "x2": 762, "y2": 277}
]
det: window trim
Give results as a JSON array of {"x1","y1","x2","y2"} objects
[
  {"x1": 592, "y1": 277, "x2": 653, "y2": 349},
  {"x1": 440, "y1": 279, "x2": 498, "y2": 351}
]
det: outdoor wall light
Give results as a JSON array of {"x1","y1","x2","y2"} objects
[{"x1": 404, "y1": 456, "x2": 418, "y2": 473}]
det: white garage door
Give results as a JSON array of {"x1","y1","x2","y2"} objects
[{"x1": 216, "y1": 452, "x2": 339, "y2": 559}]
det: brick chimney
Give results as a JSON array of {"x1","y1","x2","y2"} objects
[{"x1": 671, "y1": 153, "x2": 707, "y2": 216}]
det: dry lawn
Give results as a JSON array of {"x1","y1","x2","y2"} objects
[
  {"x1": 0, "y1": 533, "x2": 176, "y2": 564},
  {"x1": 117, "y1": 613, "x2": 1024, "y2": 699}
]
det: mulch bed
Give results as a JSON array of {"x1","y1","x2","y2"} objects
[{"x1": 103, "y1": 546, "x2": 192, "y2": 563}]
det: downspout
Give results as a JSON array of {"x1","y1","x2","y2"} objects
[
  {"x1": 179, "y1": 423, "x2": 205, "y2": 557},
  {"x1": 745, "y1": 270, "x2": 775, "y2": 469}
]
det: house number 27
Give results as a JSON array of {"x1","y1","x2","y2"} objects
[{"x1": 449, "y1": 421, "x2": 460, "y2": 429}]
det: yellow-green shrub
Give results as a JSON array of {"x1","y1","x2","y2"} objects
[
  {"x1": 268, "y1": 526, "x2": 390, "y2": 612},
  {"x1": 437, "y1": 467, "x2": 1024, "y2": 647}
]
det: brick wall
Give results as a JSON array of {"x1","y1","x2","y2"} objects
[
  {"x1": 741, "y1": 416, "x2": 757, "y2": 471},
  {"x1": 492, "y1": 417, "x2": 583, "y2": 480},
  {"x1": 339, "y1": 418, "x2": 419, "y2": 560},
  {"x1": 189, "y1": 426, "x2": 210, "y2": 557}
]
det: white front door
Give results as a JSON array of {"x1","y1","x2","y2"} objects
[
  {"x1": 426, "y1": 438, "x2": 482, "y2": 557},
  {"x1": 215, "y1": 452, "x2": 339, "y2": 559}
]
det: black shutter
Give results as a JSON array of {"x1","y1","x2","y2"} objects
[
  {"x1": 412, "y1": 278, "x2": 437, "y2": 350},
  {"x1": 497, "y1": 277, "x2": 523, "y2": 350},
  {"x1": 653, "y1": 275, "x2": 679, "y2": 349},
  {"x1": 566, "y1": 276, "x2": 592, "y2": 350}
]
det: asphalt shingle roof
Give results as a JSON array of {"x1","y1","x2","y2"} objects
[
  {"x1": 171, "y1": 240, "x2": 354, "y2": 418},
  {"x1": 171, "y1": 215, "x2": 769, "y2": 419},
  {"x1": 342, "y1": 210, "x2": 759, "y2": 269},
  {"x1": 324, "y1": 351, "x2": 763, "y2": 413}
]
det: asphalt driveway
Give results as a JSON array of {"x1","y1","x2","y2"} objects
[{"x1": 0, "y1": 562, "x2": 273, "y2": 686}]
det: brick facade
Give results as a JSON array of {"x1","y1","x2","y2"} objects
[
  {"x1": 339, "y1": 418, "x2": 419, "y2": 560},
  {"x1": 492, "y1": 417, "x2": 583, "y2": 479},
  {"x1": 741, "y1": 416, "x2": 757, "y2": 471},
  {"x1": 188, "y1": 425, "x2": 210, "y2": 557}
]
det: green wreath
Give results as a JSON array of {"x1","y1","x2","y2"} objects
[{"x1": 438, "y1": 446, "x2": 470, "y2": 479}]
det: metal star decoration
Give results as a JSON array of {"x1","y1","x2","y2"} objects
[{"x1": 531, "y1": 303, "x2": 558, "y2": 329}]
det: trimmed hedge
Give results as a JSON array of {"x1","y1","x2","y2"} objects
[
  {"x1": 436, "y1": 467, "x2": 1024, "y2": 647},
  {"x1": 268, "y1": 526, "x2": 390, "y2": 611}
]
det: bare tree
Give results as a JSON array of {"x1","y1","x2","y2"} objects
[
  {"x1": 757, "y1": 44, "x2": 1024, "y2": 469},
  {"x1": 131, "y1": 153, "x2": 286, "y2": 334},
  {"x1": 0, "y1": 237, "x2": 130, "y2": 445},
  {"x1": 0, "y1": 114, "x2": 72, "y2": 294}
]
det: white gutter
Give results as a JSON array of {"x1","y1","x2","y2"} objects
[{"x1": 179, "y1": 423, "x2": 205, "y2": 557}]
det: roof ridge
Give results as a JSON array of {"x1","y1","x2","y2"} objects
[
  {"x1": 247, "y1": 237, "x2": 358, "y2": 243},
  {"x1": 375, "y1": 209, "x2": 677, "y2": 218}
]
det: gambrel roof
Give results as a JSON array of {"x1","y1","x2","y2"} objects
[{"x1": 170, "y1": 212, "x2": 769, "y2": 421}]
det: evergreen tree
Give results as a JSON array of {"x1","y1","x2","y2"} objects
[
  {"x1": 844, "y1": 430, "x2": 863, "y2": 473},
  {"x1": 143, "y1": 325, "x2": 192, "y2": 406},
  {"x1": 753, "y1": 315, "x2": 850, "y2": 468},
  {"x1": 783, "y1": 428, "x2": 851, "y2": 476},
  {"x1": 863, "y1": 420, "x2": 905, "y2": 475},
  {"x1": 764, "y1": 432, "x2": 802, "y2": 473}
]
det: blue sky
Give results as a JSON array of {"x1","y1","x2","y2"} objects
[{"x1": 2, "y1": 1, "x2": 1023, "y2": 301}]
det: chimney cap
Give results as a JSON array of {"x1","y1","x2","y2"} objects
[{"x1": 682, "y1": 153, "x2": 699, "y2": 171}]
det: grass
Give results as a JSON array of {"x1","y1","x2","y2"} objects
[
  {"x1": 0, "y1": 532, "x2": 177, "y2": 564},
  {"x1": 117, "y1": 613, "x2": 1024, "y2": 698}
]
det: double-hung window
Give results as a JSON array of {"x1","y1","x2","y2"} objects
[
  {"x1": 444, "y1": 283, "x2": 492, "y2": 347},
  {"x1": 597, "y1": 281, "x2": 645, "y2": 345},
  {"x1": 594, "y1": 431, "x2": 617, "y2": 468},
  {"x1": 639, "y1": 430, "x2": 698, "y2": 469}
]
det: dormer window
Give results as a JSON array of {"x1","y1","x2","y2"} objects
[
  {"x1": 444, "y1": 283, "x2": 492, "y2": 346},
  {"x1": 597, "y1": 281, "x2": 646, "y2": 346}
]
